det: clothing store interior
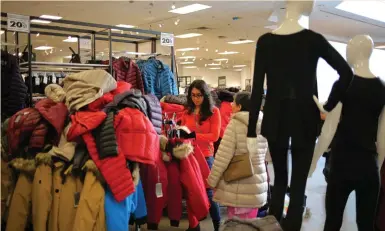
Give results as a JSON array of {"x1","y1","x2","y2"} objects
[{"x1": 1, "y1": 0, "x2": 385, "y2": 231}]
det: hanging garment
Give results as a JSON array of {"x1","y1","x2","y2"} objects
[
  {"x1": 137, "y1": 58, "x2": 178, "y2": 98},
  {"x1": 6, "y1": 158, "x2": 35, "y2": 231},
  {"x1": 48, "y1": 161, "x2": 65, "y2": 231},
  {"x1": 73, "y1": 160, "x2": 106, "y2": 231},
  {"x1": 1, "y1": 50, "x2": 28, "y2": 118},
  {"x1": 143, "y1": 94, "x2": 163, "y2": 135},
  {"x1": 162, "y1": 94, "x2": 187, "y2": 106},
  {"x1": 113, "y1": 58, "x2": 145, "y2": 93},
  {"x1": 218, "y1": 101, "x2": 233, "y2": 139},
  {"x1": 1, "y1": 158, "x2": 14, "y2": 222},
  {"x1": 44, "y1": 84, "x2": 66, "y2": 103},
  {"x1": 161, "y1": 102, "x2": 185, "y2": 122},
  {"x1": 108, "y1": 89, "x2": 149, "y2": 117}
]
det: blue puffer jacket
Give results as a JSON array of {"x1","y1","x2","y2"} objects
[
  {"x1": 137, "y1": 58, "x2": 178, "y2": 99},
  {"x1": 105, "y1": 179, "x2": 147, "y2": 231}
]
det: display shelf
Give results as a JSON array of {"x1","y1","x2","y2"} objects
[{"x1": 19, "y1": 62, "x2": 109, "y2": 69}]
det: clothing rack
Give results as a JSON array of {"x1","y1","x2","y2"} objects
[{"x1": 1, "y1": 12, "x2": 177, "y2": 106}]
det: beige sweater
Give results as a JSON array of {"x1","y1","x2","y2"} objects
[{"x1": 208, "y1": 111, "x2": 268, "y2": 208}]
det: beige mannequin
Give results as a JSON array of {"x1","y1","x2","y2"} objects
[
  {"x1": 310, "y1": 35, "x2": 385, "y2": 177},
  {"x1": 272, "y1": 0, "x2": 314, "y2": 35}
]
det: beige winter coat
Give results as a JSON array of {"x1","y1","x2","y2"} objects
[{"x1": 208, "y1": 111, "x2": 269, "y2": 208}]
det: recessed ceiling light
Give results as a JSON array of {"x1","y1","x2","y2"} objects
[
  {"x1": 184, "y1": 66, "x2": 197, "y2": 69},
  {"x1": 228, "y1": 40, "x2": 254, "y2": 45},
  {"x1": 207, "y1": 63, "x2": 221, "y2": 66},
  {"x1": 63, "y1": 37, "x2": 78, "y2": 43},
  {"x1": 34, "y1": 46, "x2": 54, "y2": 50},
  {"x1": 177, "y1": 56, "x2": 196, "y2": 59},
  {"x1": 214, "y1": 58, "x2": 228, "y2": 61},
  {"x1": 116, "y1": 24, "x2": 136, "y2": 28},
  {"x1": 336, "y1": 1, "x2": 385, "y2": 23},
  {"x1": 180, "y1": 61, "x2": 194, "y2": 64},
  {"x1": 233, "y1": 65, "x2": 247, "y2": 68},
  {"x1": 31, "y1": 19, "x2": 51, "y2": 24},
  {"x1": 209, "y1": 67, "x2": 221, "y2": 70},
  {"x1": 175, "y1": 33, "x2": 202, "y2": 38},
  {"x1": 176, "y1": 47, "x2": 199, "y2": 52},
  {"x1": 218, "y1": 51, "x2": 239, "y2": 55},
  {"x1": 39, "y1": 15, "x2": 62, "y2": 20},
  {"x1": 169, "y1": 3, "x2": 212, "y2": 15}
]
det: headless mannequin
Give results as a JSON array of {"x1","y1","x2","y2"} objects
[{"x1": 312, "y1": 35, "x2": 385, "y2": 231}]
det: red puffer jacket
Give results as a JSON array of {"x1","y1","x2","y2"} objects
[
  {"x1": 219, "y1": 102, "x2": 232, "y2": 138},
  {"x1": 161, "y1": 102, "x2": 185, "y2": 121},
  {"x1": 88, "y1": 81, "x2": 132, "y2": 112},
  {"x1": 67, "y1": 111, "x2": 134, "y2": 202},
  {"x1": 113, "y1": 58, "x2": 144, "y2": 94}
]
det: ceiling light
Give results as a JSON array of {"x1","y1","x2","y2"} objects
[
  {"x1": 35, "y1": 46, "x2": 54, "y2": 50},
  {"x1": 264, "y1": 25, "x2": 278, "y2": 30},
  {"x1": 169, "y1": 3, "x2": 212, "y2": 15},
  {"x1": 376, "y1": 45, "x2": 385, "y2": 49},
  {"x1": 31, "y1": 19, "x2": 51, "y2": 24},
  {"x1": 136, "y1": 32, "x2": 139, "y2": 35},
  {"x1": 174, "y1": 19, "x2": 180, "y2": 25},
  {"x1": 63, "y1": 56, "x2": 72, "y2": 59},
  {"x1": 172, "y1": 3, "x2": 176, "y2": 9},
  {"x1": 336, "y1": 1, "x2": 385, "y2": 23},
  {"x1": 111, "y1": 29, "x2": 122, "y2": 32},
  {"x1": 193, "y1": 58, "x2": 196, "y2": 61},
  {"x1": 184, "y1": 66, "x2": 197, "y2": 69},
  {"x1": 60, "y1": 49, "x2": 62, "y2": 51},
  {"x1": 180, "y1": 61, "x2": 194, "y2": 64},
  {"x1": 233, "y1": 65, "x2": 247, "y2": 68},
  {"x1": 177, "y1": 56, "x2": 195, "y2": 59},
  {"x1": 116, "y1": 24, "x2": 136, "y2": 28},
  {"x1": 159, "y1": 24, "x2": 163, "y2": 28},
  {"x1": 175, "y1": 33, "x2": 202, "y2": 38},
  {"x1": 208, "y1": 63, "x2": 221, "y2": 66},
  {"x1": 177, "y1": 47, "x2": 199, "y2": 52},
  {"x1": 200, "y1": 58, "x2": 203, "y2": 61},
  {"x1": 214, "y1": 58, "x2": 228, "y2": 61},
  {"x1": 218, "y1": 51, "x2": 239, "y2": 55},
  {"x1": 209, "y1": 67, "x2": 221, "y2": 70},
  {"x1": 206, "y1": 48, "x2": 209, "y2": 52},
  {"x1": 126, "y1": 52, "x2": 147, "y2": 55},
  {"x1": 215, "y1": 49, "x2": 218, "y2": 52},
  {"x1": 0, "y1": 30, "x2": 4, "y2": 35},
  {"x1": 36, "y1": 33, "x2": 40, "y2": 37},
  {"x1": 234, "y1": 69, "x2": 243, "y2": 72},
  {"x1": 228, "y1": 40, "x2": 254, "y2": 45},
  {"x1": 40, "y1": 15, "x2": 62, "y2": 20},
  {"x1": 63, "y1": 36, "x2": 78, "y2": 43}
]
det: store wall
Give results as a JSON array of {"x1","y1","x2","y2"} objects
[{"x1": 178, "y1": 67, "x2": 242, "y2": 88}]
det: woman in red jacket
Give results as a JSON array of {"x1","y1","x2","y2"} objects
[{"x1": 178, "y1": 80, "x2": 221, "y2": 231}]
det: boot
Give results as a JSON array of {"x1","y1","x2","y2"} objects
[
  {"x1": 147, "y1": 223, "x2": 158, "y2": 230},
  {"x1": 213, "y1": 220, "x2": 220, "y2": 231},
  {"x1": 186, "y1": 224, "x2": 200, "y2": 231}
]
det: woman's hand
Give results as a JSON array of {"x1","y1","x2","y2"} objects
[
  {"x1": 313, "y1": 95, "x2": 327, "y2": 114},
  {"x1": 178, "y1": 129, "x2": 196, "y2": 139}
]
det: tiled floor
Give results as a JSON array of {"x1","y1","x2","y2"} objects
[{"x1": 132, "y1": 156, "x2": 358, "y2": 231}]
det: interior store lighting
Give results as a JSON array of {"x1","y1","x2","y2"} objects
[
  {"x1": 336, "y1": 1, "x2": 385, "y2": 23},
  {"x1": 180, "y1": 61, "x2": 194, "y2": 64},
  {"x1": 116, "y1": 24, "x2": 136, "y2": 28},
  {"x1": 174, "y1": 19, "x2": 180, "y2": 25},
  {"x1": 228, "y1": 40, "x2": 254, "y2": 45},
  {"x1": 0, "y1": 30, "x2": 4, "y2": 35},
  {"x1": 177, "y1": 47, "x2": 199, "y2": 52},
  {"x1": 234, "y1": 69, "x2": 243, "y2": 71},
  {"x1": 39, "y1": 15, "x2": 62, "y2": 20},
  {"x1": 214, "y1": 58, "x2": 228, "y2": 61},
  {"x1": 177, "y1": 56, "x2": 196, "y2": 59},
  {"x1": 233, "y1": 64, "x2": 247, "y2": 68},
  {"x1": 64, "y1": 56, "x2": 72, "y2": 59},
  {"x1": 184, "y1": 66, "x2": 197, "y2": 69},
  {"x1": 264, "y1": 25, "x2": 278, "y2": 30},
  {"x1": 207, "y1": 63, "x2": 221, "y2": 66},
  {"x1": 169, "y1": 3, "x2": 212, "y2": 15},
  {"x1": 34, "y1": 46, "x2": 54, "y2": 50},
  {"x1": 175, "y1": 33, "x2": 202, "y2": 38},
  {"x1": 111, "y1": 29, "x2": 122, "y2": 32},
  {"x1": 376, "y1": 45, "x2": 385, "y2": 49},
  {"x1": 126, "y1": 52, "x2": 147, "y2": 55},
  {"x1": 36, "y1": 33, "x2": 40, "y2": 37},
  {"x1": 31, "y1": 19, "x2": 51, "y2": 24},
  {"x1": 63, "y1": 37, "x2": 78, "y2": 42},
  {"x1": 209, "y1": 67, "x2": 221, "y2": 70},
  {"x1": 218, "y1": 51, "x2": 239, "y2": 55}
]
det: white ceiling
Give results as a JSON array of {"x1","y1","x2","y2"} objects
[{"x1": 1, "y1": 1, "x2": 385, "y2": 67}]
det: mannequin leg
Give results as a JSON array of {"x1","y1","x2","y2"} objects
[
  {"x1": 355, "y1": 169, "x2": 380, "y2": 231},
  {"x1": 267, "y1": 142, "x2": 289, "y2": 222},
  {"x1": 282, "y1": 144, "x2": 314, "y2": 231}
]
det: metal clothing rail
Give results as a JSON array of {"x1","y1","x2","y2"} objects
[{"x1": 1, "y1": 12, "x2": 177, "y2": 105}]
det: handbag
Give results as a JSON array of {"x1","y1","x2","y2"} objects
[
  {"x1": 221, "y1": 216, "x2": 283, "y2": 231},
  {"x1": 223, "y1": 153, "x2": 254, "y2": 183}
]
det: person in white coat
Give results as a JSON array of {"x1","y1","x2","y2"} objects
[{"x1": 208, "y1": 92, "x2": 269, "y2": 219}]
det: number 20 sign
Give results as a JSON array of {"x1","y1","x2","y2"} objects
[
  {"x1": 161, "y1": 33, "x2": 174, "y2": 47},
  {"x1": 7, "y1": 14, "x2": 30, "y2": 33}
]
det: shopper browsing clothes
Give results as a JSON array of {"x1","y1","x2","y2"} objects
[
  {"x1": 208, "y1": 92, "x2": 269, "y2": 219},
  {"x1": 178, "y1": 80, "x2": 221, "y2": 231}
]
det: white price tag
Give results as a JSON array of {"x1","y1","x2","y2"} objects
[
  {"x1": 52, "y1": 76, "x2": 57, "y2": 84},
  {"x1": 155, "y1": 183, "x2": 163, "y2": 198},
  {"x1": 160, "y1": 33, "x2": 174, "y2": 47},
  {"x1": 80, "y1": 38, "x2": 91, "y2": 50},
  {"x1": 43, "y1": 76, "x2": 48, "y2": 84},
  {"x1": 7, "y1": 13, "x2": 30, "y2": 33},
  {"x1": 35, "y1": 77, "x2": 40, "y2": 85}
]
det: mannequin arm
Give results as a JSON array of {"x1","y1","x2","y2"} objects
[
  {"x1": 377, "y1": 106, "x2": 385, "y2": 169},
  {"x1": 309, "y1": 102, "x2": 342, "y2": 177}
]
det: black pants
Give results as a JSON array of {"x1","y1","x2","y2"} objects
[{"x1": 324, "y1": 163, "x2": 380, "y2": 231}]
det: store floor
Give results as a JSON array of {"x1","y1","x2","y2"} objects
[{"x1": 132, "y1": 157, "x2": 358, "y2": 231}]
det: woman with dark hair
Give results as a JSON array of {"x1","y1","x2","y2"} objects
[{"x1": 178, "y1": 80, "x2": 221, "y2": 231}]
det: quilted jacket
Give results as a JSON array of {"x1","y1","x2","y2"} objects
[
  {"x1": 113, "y1": 58, "x2": 144, "y2": 94},
  {"x1": 137, "y1": 58, "x2": 178, "y2": 99},
  {"x1": 143, "y1": 94, "x2": 162, "y2": 135},
  {"x1": 208, "y1": 111, "x2": 269, "y2": 208}
]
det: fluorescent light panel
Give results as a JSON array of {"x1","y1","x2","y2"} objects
[
  {"x1": 233, "y1": 65, "x2": 247, "y2": 68},
  {"x1": 177, "y1": 47, "x2": 199, "y2": 52},
  {"x1": 218, "y1": 51, "x2": 239, "y2": 55},
  {"x1": 209, "y1": 67, "x2": 221, "y2": 70},
  {"x1": 234, "y1": 69, "x2": 243, "y2": 72},
  {"x1": 34, "y1": 46, "x2": 54, "y2": 50},
  {"x1": 63, "y1": 56, "x2": 72, "y2": 59},
  {"x1": 175, "y1": 33, "x2": 202, "y2": 38},
  {"x1": 169, "y1": 4, "x2": 212, "y2": 15},
  {"x1": 116, "y1": 24, "x2": 135, "y2": 28},
  {"x1": 336, "y1": 1, "x2": 385, "y2": 23},
  {"x1": 228, "y1": 40, "x2": 254, "y2": 45},
  {"x1": 184, "y1": 66, "x2": 197, "y2": 69},
  {"x1": 180, "y1": 62, "x2": 194, "y2": 64},
  {"x1": 31, "y1": 19, "x2": 51, "y2": 24},
  {"x1": 126, "y1": 51, "x2": 147, "y2": 55},
  {"x1": 39, "y1": 15, "x2": 62, "y2": 20},
  {"x1": 214, "y1": 58, "x2": 228, "y2": 61},
  {"x1": 207, "y1": 63, "x2": 221, "y2": 66},
  {"x1": 177, "y1": 56, "x2": 196, "y2": 59},
  {"x1": 63, "y1": 37, "x2": 78, "y2": 42}
]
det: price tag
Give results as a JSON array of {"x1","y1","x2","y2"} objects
[
  {"x1": 160, "y1": 33, "x2": 174, "y2": 47},
  {"x1": 43, "y1": 76, "x2": 48, "y2": 84},
  {"x1": 7, "y1": 13, "x2": 30, "y2": 33},
  {"x1": 35, "y1": 77, "x2": 40, "y2": 85},
  {"x1": 155, "y1": 183, "x2": 163, "y2": 198}
]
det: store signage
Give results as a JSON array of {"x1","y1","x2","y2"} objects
[
  {"x1": 80, "y1": 38, "x2": 91, "y2": 50},
  {"x1": 7, "y1": 13, "x2": 30, "y2": 33},
  {"x1": 161, "y1": 33, "x2": 174, "y2": 47}
]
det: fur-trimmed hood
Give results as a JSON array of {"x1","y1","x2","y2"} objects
[
  {"x1": 9, "y1": 158, "x2": 36, "y2": 175},
  {"x1": 159, "y1": 127, "x2": 194, "y2": 162},
  {"x1": 35, "y1": 152, "x2": 53, "y2": 166}
]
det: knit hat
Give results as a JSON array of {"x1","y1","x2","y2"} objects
[
  {"x1": 45, "y1": 84, "x2": 66, "y2": 103},
  {"x1": 63, "y1": 70, "x2": 117, "y2": 112}
]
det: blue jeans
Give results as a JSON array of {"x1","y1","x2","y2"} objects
[{"x1": 206, "y1": 156, "x2": 221, "y2": 222}]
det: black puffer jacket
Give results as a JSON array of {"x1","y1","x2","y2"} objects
[
  {"x1": 108, "y1": 89, "x2": 148, "y2": 117},
  {"x1": 143, "y1": 94, "x2": 162, "y2": 135},
  {"x1": 1, "y1": 51, "x2": 28, "y2": 118}
]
